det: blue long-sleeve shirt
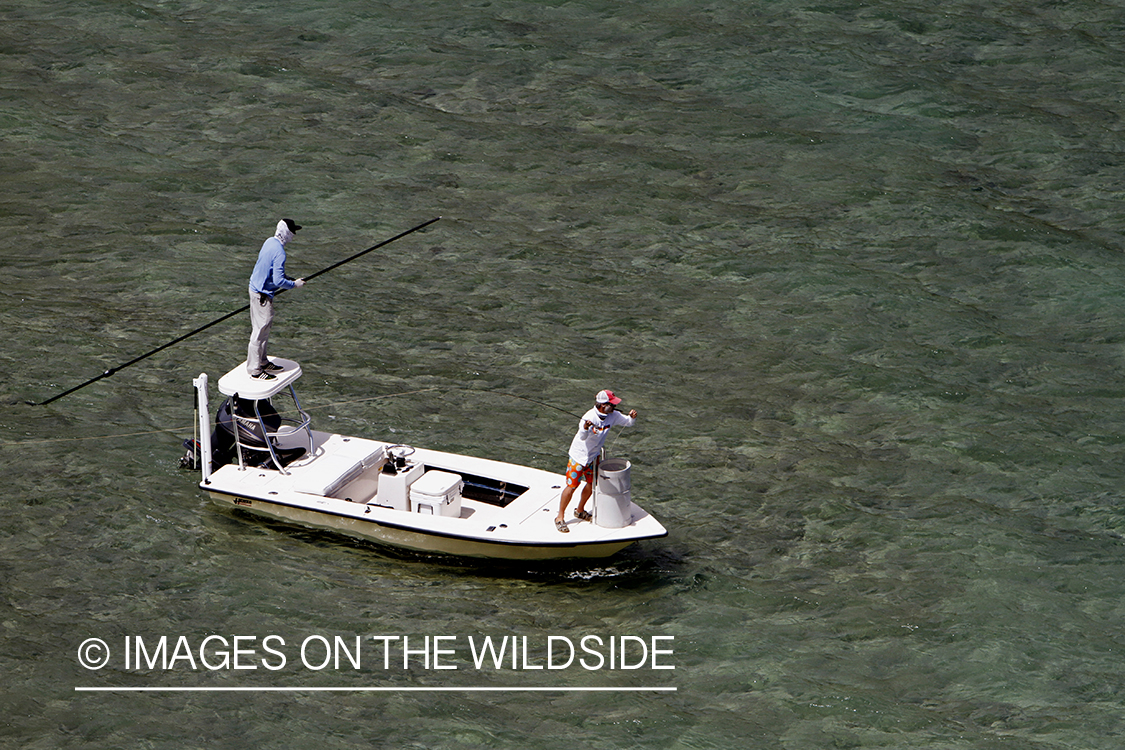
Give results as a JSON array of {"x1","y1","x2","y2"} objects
[{"x1": 248, "y1": 237, "x2": 297, "y2": 298}]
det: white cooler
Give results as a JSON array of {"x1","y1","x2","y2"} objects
[{"x1": 410, "y1": 470, "x2": 464, "y2": 517}]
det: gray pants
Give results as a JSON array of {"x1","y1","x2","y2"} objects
[{"x1": 247, "y1": 290, "x2": 274, "y2": 375}]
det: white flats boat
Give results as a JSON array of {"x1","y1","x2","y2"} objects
[{"x1": 185, "y1": 358, "x2": 667, "y2": 561}]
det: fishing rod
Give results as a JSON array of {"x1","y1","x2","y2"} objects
[{"x1": 29, "y1": 216, "x2": 441, "y2": 407}]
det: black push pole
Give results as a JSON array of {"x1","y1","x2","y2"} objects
[
  {"x1": 30, "y1": 217, "x2": 441, "y2": 406},
  {"x1": 302, "y1": 216, "x2": 440, "y2": 283}
]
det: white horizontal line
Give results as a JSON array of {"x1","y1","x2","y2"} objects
[{"x1": 75, "y1": 686, "x2": 676, "y2": 693}]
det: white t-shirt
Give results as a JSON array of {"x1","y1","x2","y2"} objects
[{"x1": 567, "y1": 407, "x2": 635, "y2": 466}]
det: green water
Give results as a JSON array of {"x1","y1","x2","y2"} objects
[{"x1": 3, "y1": 0, "x2": 1125, "y2": 747}]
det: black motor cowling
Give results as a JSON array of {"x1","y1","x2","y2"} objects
[{"x1": 209, "y1": 396, "x2": 306, "y2": 469}]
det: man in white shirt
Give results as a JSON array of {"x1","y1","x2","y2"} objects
[{"x1": 555, "y1": 389, "x2": 637, "y2": 533}]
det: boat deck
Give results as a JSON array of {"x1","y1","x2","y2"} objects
[{"x1": 201, "y1": 429, "x2": 666, "y2": 559}]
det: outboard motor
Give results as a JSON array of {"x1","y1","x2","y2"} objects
[{"x1": 210, "y1": 396, "x2": 306, "y2": 468}]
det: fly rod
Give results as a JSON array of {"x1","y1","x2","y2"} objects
[{"x1": 30, "y1": 216, "x2": 441, "y2": 407}]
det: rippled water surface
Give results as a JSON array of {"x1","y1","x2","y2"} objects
[{"x1": 4, "y1": 0, "x2": 1125, "y2": 747}]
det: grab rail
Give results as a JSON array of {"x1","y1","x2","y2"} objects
[{"x1": 232, "y1": 385, "x2": 313, "y2": 474}]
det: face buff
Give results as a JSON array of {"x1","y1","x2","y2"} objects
[{"x1": 274, "y1": 220, "x2": 294, "y2": 245}]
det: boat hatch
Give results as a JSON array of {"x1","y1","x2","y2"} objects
[{"x1": 457, "y1": 472, "x2": 528, "y2": 507}]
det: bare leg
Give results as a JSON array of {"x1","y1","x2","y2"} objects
[
  {"x1": 556, "y1": 484, "x2": 577, "y2": 525},
  {"x1": 574, "y1": 482, "x2": 594, "y2": 516}
]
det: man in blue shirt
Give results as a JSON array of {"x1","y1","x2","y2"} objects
[{"x1": 247, "y1": 219, "x2": 306, "y2": 379}]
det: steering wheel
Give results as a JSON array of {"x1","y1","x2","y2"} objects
[{"x1": 387, "y1": 444, "x2": 416, "y2": 461}]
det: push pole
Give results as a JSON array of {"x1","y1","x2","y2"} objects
[{"x1": 29, "y1": 217, "x2": 440, "y2": 406}]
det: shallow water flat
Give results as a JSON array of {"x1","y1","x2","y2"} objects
[{"x1": 3, "y1": 1, "x2": 1125, "y2": 748}]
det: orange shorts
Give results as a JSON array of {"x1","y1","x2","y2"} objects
[{"x1": 564, "y1": 459, "x2": 594, "y2": 489}]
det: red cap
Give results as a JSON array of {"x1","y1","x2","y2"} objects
[{"x1": 596, "y1": 389, "x2": 621, "y2": 405}]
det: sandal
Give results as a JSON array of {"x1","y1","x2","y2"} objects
[
  {"x1": 574, "y1": 509, "x2": 592, "y2": 522},
  {"x1": 554, "y1": 517, "x2": 569, "y2": 533}
]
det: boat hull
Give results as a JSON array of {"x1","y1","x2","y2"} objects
[
  {"x1": 198, "y1": 433, "x2": 666, "y2": 562},
  {"x1": 206, "y1": 489, "x2": 641, "y2": 560},
  {"x1": 189, "y1": 364, "x2": 666, "y2": 562}
]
